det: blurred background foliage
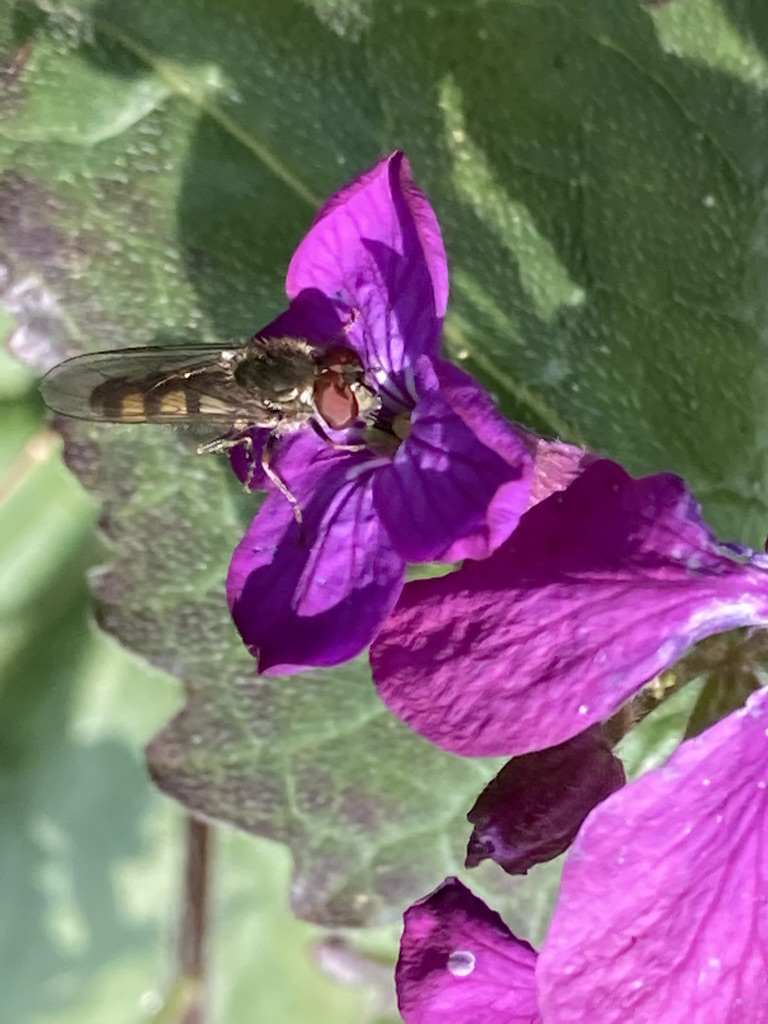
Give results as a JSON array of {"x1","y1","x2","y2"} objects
[
  {"x1": 3, "y1": 0, "x2": 768, "y2": 1020},
  {"x1": 0, "y1": 337, "x2": 387, "y2": 1021}
]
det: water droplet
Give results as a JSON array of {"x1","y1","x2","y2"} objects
[
  {"x1": 578, "y1": 704, "x2": 589, "y2": 715},
  {"x1": 139, "y1": 991, "x2": 163, "y2": 1014},
  {"x1": 703, "y1": 194, "x2": 716, "y2": 208},
  {"x1": 448, "y1": 950, "x2": 475, "y2": 977},
  {"x1": 702, "y1": 778, "x2": 711, "y2": 786}
]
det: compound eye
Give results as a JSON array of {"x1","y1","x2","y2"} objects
[
  {"x1": 316, "y1": 345, "x2": 362, "y2": 376},
  {"x1": 314, "y1": 374, "x2": 358, "y2": 429}
]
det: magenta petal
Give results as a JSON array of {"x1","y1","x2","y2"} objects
[
  {"x1": 371, "y1": 460, "x2": 768, "y2": 756},
  {"x1": 227, "y1": 439, "x2": 405, "y2": 673},
  {"x1": 397, "y1": 878, "x2": 541, "y2": 1024},
  {"x1": 374, "y1": 358, "x2": 533, "y2": 562},
  {"x1": 286, "y1": 152, "x2": 447, "y2": 380},
  {"x1": 466, "y1": 725, "x2": 625, "y2": 875},
  {"x1": 538, "y1": 687, "x2": 768, "y2": 1024}
]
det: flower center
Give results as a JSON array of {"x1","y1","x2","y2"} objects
[{"x1": 363, "y1": 411, "x2": 412, "y2": 454}]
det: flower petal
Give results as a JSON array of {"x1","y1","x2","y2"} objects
[
  {"x1": 260, "y1": 286, "x2": 348, "y2": 343},
  {"x1": 522, "y1": 433, "x2": 598, "y2": 510},
  {"x1": 465, "y1": 725, "x2": 625, "y2": 875},
  {"x1": 374, "y1": 358, "x2": 533, "y2": 562},
  {"x1": 286, "y1": 152, "x2": 447, "y2": 386},
  {"x1": 227, "y1": 427, "x2": 271, "y2": 490},
  {"x1": 227, "y1": 435, "x2": 404, "y2": 673},
  {"x1": 371, "y1": 460, "x2": 768, "y2": 756},
  {"x1": 538, "y1": 686, "x2": 768, "y2": 1024},
  {"x1": 397, "y1": 878, "x2": 541, "y2": 1024}
]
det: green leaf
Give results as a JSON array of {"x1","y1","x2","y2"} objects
[
  {"x1": 369, "y1": 0, "x2": 768, "y2": 546},
  {"x1": 56, "y1": 418, "x2": 534, "y2": 933},
  {"x1": 0, "y1": 417, "x2": 388, "y2": 1024},
  {"x1": 682, "y1": 629, "x2": 768, "y2": 738},
  {"x1": 4, "y1": 0, "x2": 768, "y2": 959}
]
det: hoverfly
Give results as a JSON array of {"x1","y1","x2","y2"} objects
[{"x1": 40, "y1": 336, "x2": 380, "y2": 521}]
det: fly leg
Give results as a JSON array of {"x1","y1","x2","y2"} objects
[
  {"x1": 261, "y1": 430, "x2": 303, "y2": 525},
  {"x1": 342, "y1": 307, "x2": 360, "y2": 335},
  {"x1": 309, "y1": 418, "x2": 368, "y2": 452},
  {"x1": 196, "y1": 434, "x2": 243, "y2": 455},
  {"x1": 196, "y1": 433, "x2": 258, "y2": 489},
  {"x1": 197, "y1": 430, "x2": 303, "y2": 525}
]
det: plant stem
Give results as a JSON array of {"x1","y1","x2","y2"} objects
[{"x1": 177, "y1": 816, "x2": 211, "y2": 1024}]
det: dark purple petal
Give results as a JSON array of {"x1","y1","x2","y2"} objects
[
  {"x1": 286, "y1": 152, "x2": 448, "y2": 387},
  {"x1": 259, "y1": 286, "x2": 348, "y2": 344},
  {"x1": 397, "y1": 878, "x2": 541, "y2": 1024},
  {"x1": 227, "y1": 434, "x2": 404, "y2": 673},
  {"x1": 466, "y1": 725, "x2": 625, "y2": 874},
  {"x1": 373, "y1": 357, "x2": 533, "y2": 562},
  {"x1": 538, "y1": 686, "x2": 768, "y2": 1024},
  {"x1": 371, "y1": 460, "x2": 768, "y2": 756},
  {"x1": 227, "y1": 427, "x2": 270, "y2": 490}
]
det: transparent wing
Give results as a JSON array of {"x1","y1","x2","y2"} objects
[{"x1": 39, "y1": 344, "x2": 274, "y2": 426}]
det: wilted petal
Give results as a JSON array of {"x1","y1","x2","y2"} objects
[
  {"x1": 371, "y1": 460, "x2": 768, "y2": 756},
  {"x1": 397, "y1": 878, "x2": 540, "y2": 1024},
  {"x1": 522, "y1": 433, "x2": 598, "y2": 510},
  {"x1": 374, "y1": 358, "x2": 533, "y2": 562},
  {"x1": 466, "y1": 725, "x2": 625, "y2": 874},
  {"x1": 538, "y1": 686, "x2": 768, "y2": 1024},
  {"x1": 286, "y1": 152, "x2": 447, "y2": 387},
  {"x1": 227, "y1": 434, "x2": 404, "y2": 673}
]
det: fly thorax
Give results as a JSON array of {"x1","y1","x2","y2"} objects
[{"x1": 233, "y1": 345, "x2": 315, "y2": 396}]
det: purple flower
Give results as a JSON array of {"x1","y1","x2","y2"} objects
[
  {"x1": 226, "y1": 152, "x2": 534, "y2": 672},
  {"x1": 377, "y1": 458, "x2": 768, "y2": 1020},
  {"x1": 537, "y1": 685, "x2": 768, "y2": 1023},
  {"x1": 371, "y1": 459, "x2": 768, "y2": 756},
  {"x1": 397, "y1": 877, "x2": 541, "y2": 1024},
  {"x1": 397, "y1": 688, "x2": 768, "y2": 1022}
]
